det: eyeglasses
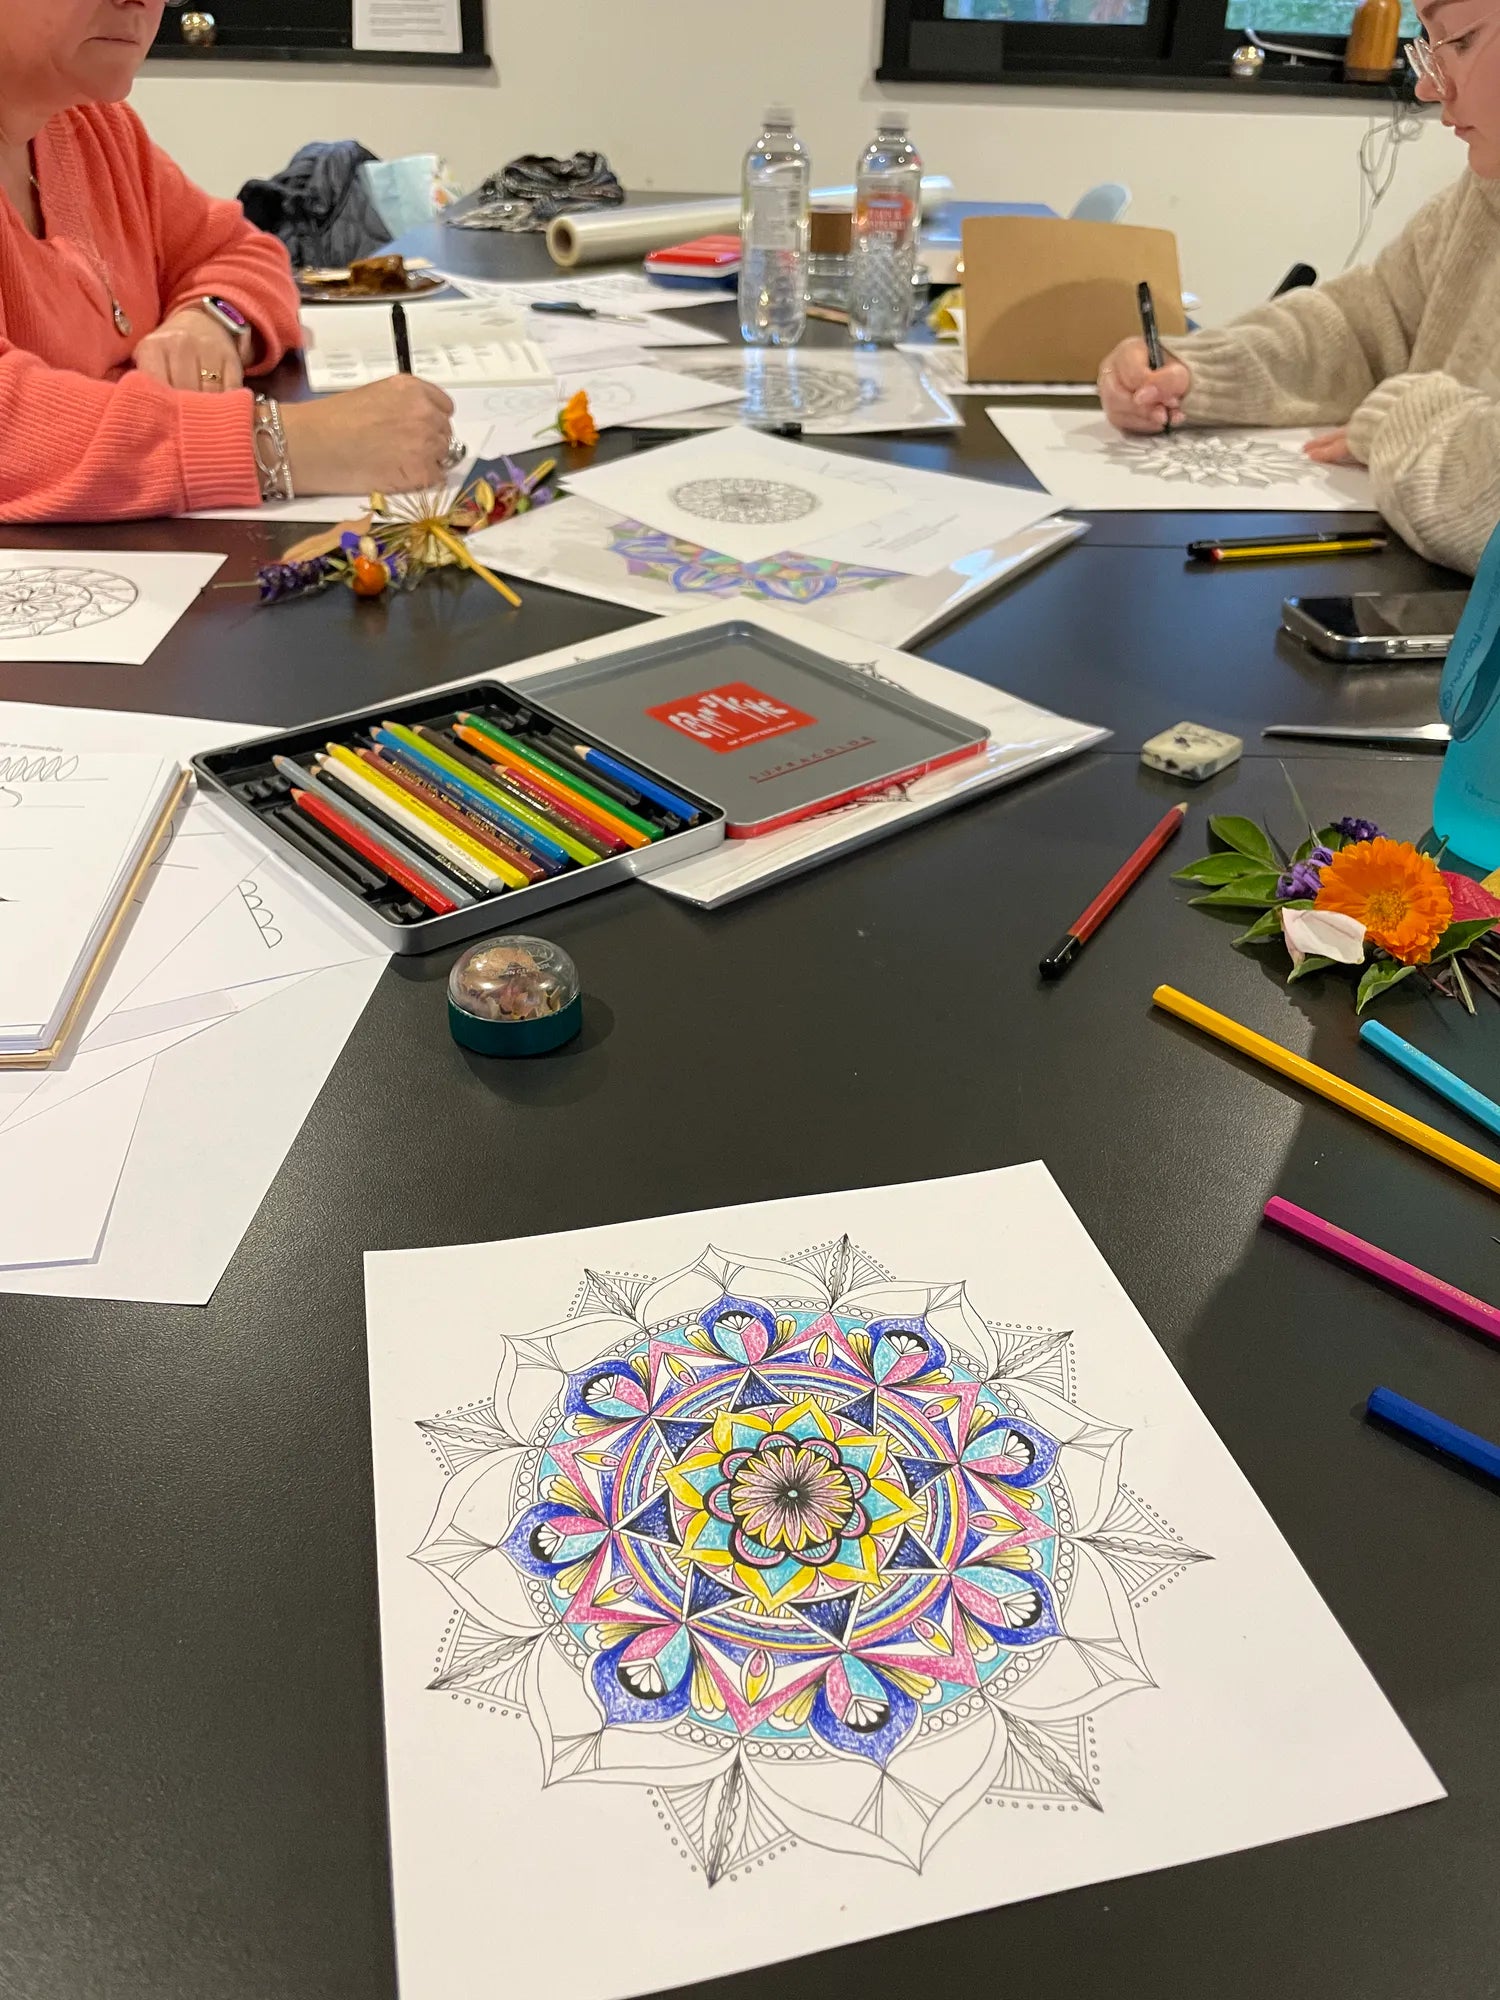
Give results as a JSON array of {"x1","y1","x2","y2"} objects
[{"x1": 1406, "y1": 24, "x2": 1476, "y2": 90}]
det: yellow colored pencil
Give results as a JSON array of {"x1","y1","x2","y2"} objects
[
  {"x1": 322, "y1": 743, "x2": 525, "y2": 890},
  {"x1": 429, "y1": 522, "x2": 522, "y2": 609},
  {"x1": 1153, "y1": 985, "x2": 1500, "y2": 1197}
]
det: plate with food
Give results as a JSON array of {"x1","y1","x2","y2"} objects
[{"x1": 296, "y1": 255, "x2": 447, "y2": 303}]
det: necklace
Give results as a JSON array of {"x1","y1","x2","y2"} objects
[{"x1": 26, "y1": 154, "x2": 132, "y2": 338}]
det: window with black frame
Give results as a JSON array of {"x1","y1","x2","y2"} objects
[
  {"x1": 879, "y1": 0, "x2": 1419, "y2": 89},
  {"x1": 150, "y1": 0, "x2": 489, "y2": 64}
]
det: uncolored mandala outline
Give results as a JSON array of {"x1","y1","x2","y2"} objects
[
  {"x1": 0, "y1": 566, "x2": 139, "y2": 641},
  {"x1": 667, "y1": 477, "x2": 822, "y2": 529},
  {"x1": 412, "y1": 1238, "x2": 1209, "y2": 1884},
  {"x1": 1103, "y1": 433, "x2": 1311, "y2": 489},
  {"x1": 606, "y1": 517, "x2": 898, "y2": 606}
]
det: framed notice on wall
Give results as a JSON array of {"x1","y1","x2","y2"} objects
[{"x1": 149, "y1": 0, "x2": 488, "y2": 64}]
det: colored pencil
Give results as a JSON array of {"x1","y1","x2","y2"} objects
[
  {"x1": 272, "y1": 754, "x2": 476, "y2": 907},
  {"x1": 1359, "y1": 1019, "x2": 1500, "y2": 1143},
  {"x1": 357, "y1": 746, "x2": 554, "y2": 883},
  {"x1": 269, "y1": 804, "x2": 382, "y2": 897},
  {"x1": 1153, "y1": 985, "x2": 1500, "y2": 1196},
  {"x1": 449, "y1": 723, "x2": 643, "y2": 855},
  {"x1": 1187, "y1": 533, "x2": 1387, "y2": 564},
  {"x1": 1365, "y1": 1386, "x2": 1500, "y2": 1484},
  {"x1": 321, "y1": 744, "x2": 521, "y2": 893},
  {"x1": 367, "y1": 736, "x2": 559, "y2": 880},
  {"x1": 455, "y1": 714, "x2": 658, "y2": 847},
  {"x1": 568, "y1": 741, "x2": 701, "y2": 825},
  {"x1": 291, "y1": 787, "x2": 459, "y2": 914},
  {"x1": 461, "y1": 711, "x2": 661, "y2": 837},
  {"x1": 394, "y1": 724, "x2": 624, "y2": 857},
  {"x1": 1264, "y1": 1196, "x2": 1500, "y2": 1347},
  {"x1": 526, "y1": 730, "x2": 646, "y2": 808},
  {"x1": 376, "y1": 723, "x2": 586, "y2": 868},
  {"x1": 310, "y1": 760, "x2": 495, "y2": 899},
  {"x1": 1039, "y1": 803, "x2": 1188, "y2": 979}
]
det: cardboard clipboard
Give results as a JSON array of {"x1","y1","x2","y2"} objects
[{"x1": 960, "y1": 217, "x2": 1187, "y2": 385}]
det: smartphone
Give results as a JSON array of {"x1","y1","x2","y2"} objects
[{"x1": 1281, "y1": 591, "x2": 1469, "y2": 663}]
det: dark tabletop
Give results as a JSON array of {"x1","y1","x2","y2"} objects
[{"x1": 2, "y1": 210, "x2": 1497, "y2": 2000}]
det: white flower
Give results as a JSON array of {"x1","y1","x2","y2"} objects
[{"x1": 1281, "y1": 904, "x2": 1367, "y2": 966}]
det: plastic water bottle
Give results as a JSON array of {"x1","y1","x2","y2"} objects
[
  {"x1": 739, "y1": 108, "x2": 809, "y2": 349},
  {"x1": 1433, "y1": 522, "x2": 1500, "y2": 871},
  {"x1": 849, "y1": 114, "x2": 923, "y2": 346}
]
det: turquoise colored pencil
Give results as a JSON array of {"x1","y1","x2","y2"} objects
[{"x1": 1359, "y1": 1019, "x2": 1500, "y2": 1144}]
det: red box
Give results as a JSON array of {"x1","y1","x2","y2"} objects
[{"x1": 646, "y1": 682, "x2": 818, "y2": 755}]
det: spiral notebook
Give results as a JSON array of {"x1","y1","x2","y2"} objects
[{"x1": 0, "y1": 750, "x2": 188, "y2": 1063}]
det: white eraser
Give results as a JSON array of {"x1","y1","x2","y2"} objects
[{"x1": 1140, "y1": 722, "x2": 1243, "y2": 783}]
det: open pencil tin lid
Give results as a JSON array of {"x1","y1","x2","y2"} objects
[{"x1": 521, "y1": 616, "x2": 988, "y2": 839}]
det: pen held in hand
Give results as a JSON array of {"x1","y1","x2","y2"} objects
[
  {"x1": 1135, "y1": 279, "x2": 1174, "y2": 436},
  {"x1": 392, "y1": 301, "x2": 413, "y2": 376}
]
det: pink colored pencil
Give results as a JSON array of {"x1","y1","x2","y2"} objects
[{"x1": 1264, "y1": 1196, "x2": 1500, "y2": 1347}]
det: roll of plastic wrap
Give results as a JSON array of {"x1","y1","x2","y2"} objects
[{"x1": 546, "y1": 176, "x2": 955, "y2": 268}]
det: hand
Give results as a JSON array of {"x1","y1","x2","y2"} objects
[
  {"x1": 1098, "y1": 335, "x2": 1191, "y2": 435},
  {"x1": 1303, "y1": 428, "x2": 1362, "y2": 467},
  {"x1": 278, "y1": 376, "x2": 458, "y2": 498},
  {"x1": 133, "y1": 306, "x2": 245, "y2": 394}
]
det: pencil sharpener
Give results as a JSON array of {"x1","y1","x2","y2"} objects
[{"x1": 448, "y1": 935, "x2": 582, "y2": 1056}]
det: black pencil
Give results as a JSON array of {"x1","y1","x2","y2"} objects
[{"x1": 268, "y1": 804, "x2": 381, "y2": 896}]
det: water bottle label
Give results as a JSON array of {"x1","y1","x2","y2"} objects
[{"x1": 856, "y1": 193, "x2": 916, "y2": 243}]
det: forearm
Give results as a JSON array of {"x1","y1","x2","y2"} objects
[
  {"x1": 1347, "y1": 372, "x2": 1500, "y2": 576},
  {"x1": 162, "y1": 231, "x2": 301, "y2": 377},
  {"x1": 1174, "y1": 283, "x2": 1399, "y2": 429},
  {"x1": 0, "y1": 348, "x2": 262, "y2": 522}
]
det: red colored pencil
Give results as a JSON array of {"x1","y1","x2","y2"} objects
[
  {"x1": 291, "y1": 787, "x2": 458, "y2": 915},
  {"x1": 1038, "y1": 801, "x2": 1189, "y2": 979}
]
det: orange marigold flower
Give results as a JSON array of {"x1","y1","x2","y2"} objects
[
  {"x1": 1314, "y1": 838, "x2": 1453, "y2": 965},
  {"x1": 558, "y1": 390, "x2": 598, "y2": 448}
]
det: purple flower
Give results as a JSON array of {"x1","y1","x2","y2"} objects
[
  {"x1": 1277, "y1": 846, "x2": 1333, "y2": 901},
  {"x1": 1335, "y1": 816, "x2": 1382, "y2": 844}
]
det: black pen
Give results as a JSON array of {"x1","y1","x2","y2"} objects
[
  {"x1": 1136, "y1": 279, "x2": 1172, "y2": 434},
  {"x1": 392, "y1": 301, "x2": 413, "y2": 375},
  {"x1": 1186, "y1": 530, "x2": 1388, "y2": 562}
]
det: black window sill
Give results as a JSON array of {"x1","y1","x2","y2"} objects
[
  {"x1": 146, "y1": 45, "x2": 490, "y2": 67},
  {"x1": 877, "y1": 60, "x2": 1407, "y2": 99}
]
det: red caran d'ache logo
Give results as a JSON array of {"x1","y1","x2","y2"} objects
[{"x1": 646, "y1": 682, "x2": 817, "y2": 754}]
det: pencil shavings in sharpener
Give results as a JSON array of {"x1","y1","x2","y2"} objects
[
  {"x1": 448, "y1": 934, "x2": 582, "y2": 1056},
  {"x1": 1140, "y1": 721, "x2": 1243, "y2": 784}
]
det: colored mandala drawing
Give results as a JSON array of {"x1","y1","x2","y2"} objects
[
  {"x1": 607, "y1": 518, "x2": 898, "y2": 607},
  {"x1": 412, "y1": 1240, "x2": 1209, "y2": 1884},
  {"x1": 1102, "y1": 434, "x2": 1311, "y2": 488},
  {"x1": 0, "y1": 566, "x2": 138, "y2": 640}
]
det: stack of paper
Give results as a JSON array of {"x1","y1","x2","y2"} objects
[
  {"x1": 300, "y1": 301, "x2": 553, "y2": 393},
  {"x1": 0, "y1": 704, "x2": 389, "y2": 1304},
  {"x1": 0, "y1": 749, "x2": 183, "y2": 1058}
]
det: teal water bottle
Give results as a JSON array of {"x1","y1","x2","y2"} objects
[{"x1": 1434, "y1": 520, "x2": 1500, "y2": 872}]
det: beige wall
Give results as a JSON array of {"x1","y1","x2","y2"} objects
[{"x1": 132, "y1": 0, "x2": 1459, "y2": 323}]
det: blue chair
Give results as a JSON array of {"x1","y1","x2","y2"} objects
[{"x1": 1069, "y1": 182, "x2": 1132, "y2": 224}]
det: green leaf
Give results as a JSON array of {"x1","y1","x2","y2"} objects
[
  {"x1": 1286, "y1": 954, "x2": 1339, "y2": 984},
  {"x1": 1172, "y1": 852, "x2": 1265, "y2": 885},
  {"x1": 1356, "y1": 959, "x2": 1417, "y2": 1013},
  {"x1": 1233, "y1": 908, "x2": 1287, "y2": 946},
  {"x1": 1278, "y1": 763, "x2": 1319, "y2": 847},
  {"x1": 1189, "y1": 872, "x2": 1282, "y2": 910},
  {"x1": 1209, "y1": 815, "x2": 1278, "y2": 867},
  {"x1": 1318, "y1": 823, "x2": 1345, "y2": 852},
  {"x1": 1429, "y1": 916, "x2": 1499, "y2": 962}
]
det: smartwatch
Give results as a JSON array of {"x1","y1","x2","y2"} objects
[{"x1": 199, "y1": 295, "x2": 252, "y2": 345}]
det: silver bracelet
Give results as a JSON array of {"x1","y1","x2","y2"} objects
[{"x1": 252, "y1": 396, "x2": 295, "y2": 503}]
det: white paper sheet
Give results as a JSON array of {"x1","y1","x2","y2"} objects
[
  {"x1": 353, "y1": 0, "x2": 461, "y2": 52},
  {"x1": 449, "y1": 273, "x2": 735, "y2": 316},
  {"x1": 897, "y1": 344, "x2": 1096, "y2": 398},
  {"x1": 299, "y1": 301, "x2": 551, "y2": 394},
  {"x1": 496, "y1": 599, "x2": 1102, "y2": 904},
  {"x1": 0, "y1": 702, "x2": 390, "y2": 1304},
  {"x1": 521, "y1": 307, "x2": 726, "y2": 356},
  {"x1": 0, "y1": 551, "x2": 225, "y2": 665},
  {"x1": 563, "y1": 426, "x2": 901, "y2": 564},
  {"x1": 366, "y1": 1163, "x2": 1444, "y2": 2000},
  {"x1": 624, "y1": 347, "x2": 960, "y2": 436},
  {"x1": 989, "y1": 409, "x2": 1378, "y2": 512},
  {"x1": 449, "y1": 366, "x2": 743, "y2": 459}
]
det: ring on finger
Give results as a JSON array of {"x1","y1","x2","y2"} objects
[
  {"x1": 199, "y1": 367, "x2": 222, "y2": 387},
  {"x1": 440, "y1": 436, "x2": 467, "y2": 470}
]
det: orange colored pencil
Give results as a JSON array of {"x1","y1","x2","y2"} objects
[{"x1": 452, "y1": 722, "x2": 653, "y2": 851}]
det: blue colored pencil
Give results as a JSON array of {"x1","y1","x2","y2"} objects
[
  {"x1": 270, "y1": 754, "x2": 476, "y2": 907},
  {"x1": 567, "y1": 741, "x2": 701, "y2": 826},
  {"x1": 1360, "y1": 1019, "x2": 1500, "y2": 1143},
  {"x1": 1366, "y1": 1386, "x2": 1500, "y2": 1484},
  {"x1": 370, "y1": 729, "x2": 572, "y2": 871}
]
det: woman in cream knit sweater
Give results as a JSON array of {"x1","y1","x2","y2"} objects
[{"x1": 1099, "y1": 0, "x2": 1500, "y2": 574}]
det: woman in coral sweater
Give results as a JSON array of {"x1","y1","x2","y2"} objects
[
  {"x1": 0, "y1": 0, "x2": 456, "y2": 522},
  {"x1": 1098, "y1": 0, "x2": 1500, "y2": 575}
]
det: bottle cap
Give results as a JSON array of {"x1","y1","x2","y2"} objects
[
  {"x1": 878, "y1": 110, "x2": 910, "y2": 131},
  {"x1": 764, "y1": 106, "x2": 796, "y2": 127}
]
